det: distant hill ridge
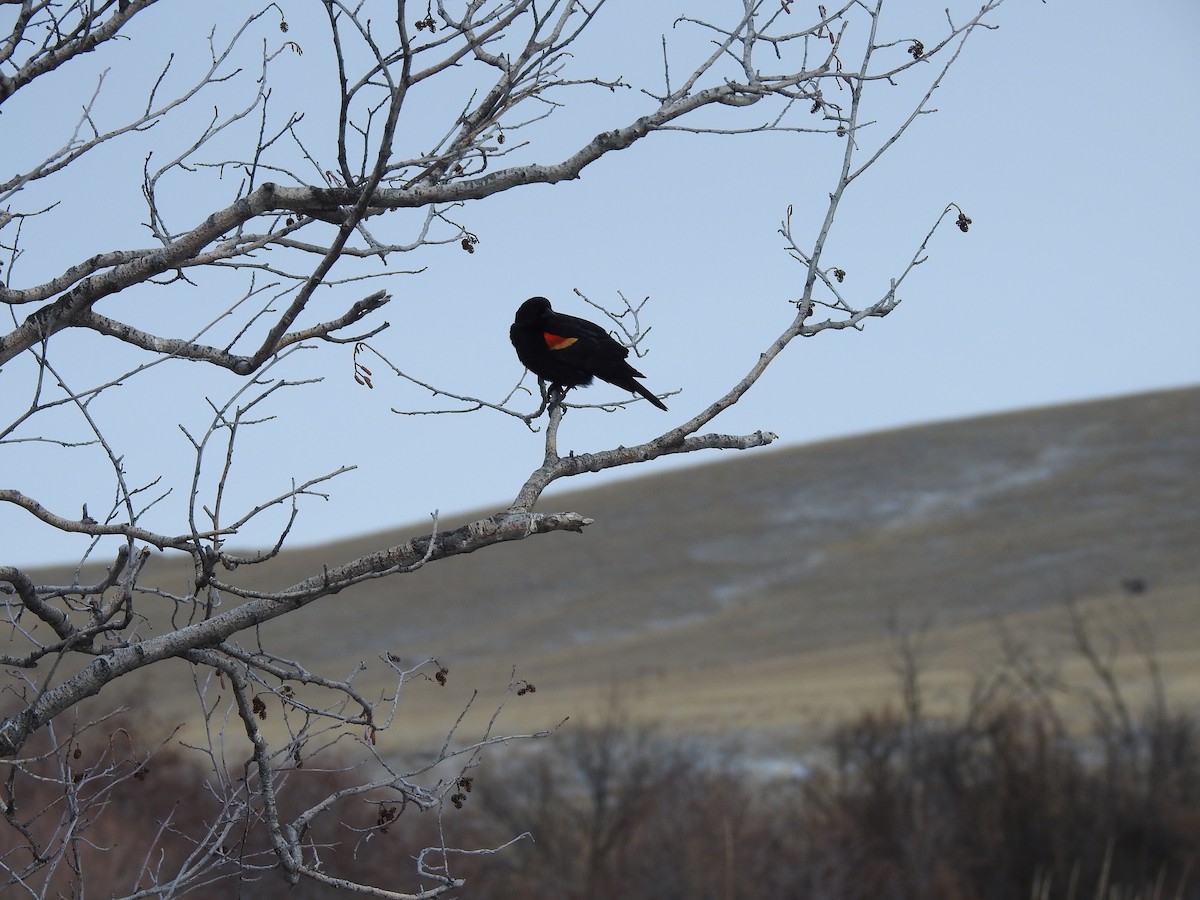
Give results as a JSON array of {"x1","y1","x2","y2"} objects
[{"x1": 76, "y1": 385, "x2": 1200, "y2": 750}]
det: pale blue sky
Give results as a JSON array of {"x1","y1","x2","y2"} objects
[{"x1": 3, "y1": 1, "x2": 1197, "y2": 567}]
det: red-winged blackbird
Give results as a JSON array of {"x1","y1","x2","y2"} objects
[{"x1": 510, "y1": 296, "x2": 668, "y2": 411}]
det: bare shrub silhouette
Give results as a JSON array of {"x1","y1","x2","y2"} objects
[{"x1": 8, "y1": 602, "x2": 1196, "y2": 899}]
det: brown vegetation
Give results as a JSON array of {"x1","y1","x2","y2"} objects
[{"x1": 6, "y1": 602, "x2": 1198, "y2": 899}]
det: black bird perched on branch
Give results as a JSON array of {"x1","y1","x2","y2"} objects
[{"x1": 509, "y1": 296, "x2": 668, "y2": 410}]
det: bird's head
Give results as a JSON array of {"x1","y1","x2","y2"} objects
[{"x1": 515, "y1": 296, "x2": 551, "y2": 324}]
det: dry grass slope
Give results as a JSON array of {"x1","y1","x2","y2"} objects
[{"x1": 33, "y1": 385, "x2": 1200, "y2": 754}]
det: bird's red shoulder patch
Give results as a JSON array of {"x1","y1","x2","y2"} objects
[{"x1": 543, "y1": 332, "x2": 578, "y2": 351}]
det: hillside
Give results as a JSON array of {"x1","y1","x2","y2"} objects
[{"x1": 41, "y1": 386, "x2": 1200, "y2": 754}]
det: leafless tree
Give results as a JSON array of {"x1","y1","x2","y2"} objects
[{"x1": 1, "y1": 0, "x2": 1011, "y2": 895}]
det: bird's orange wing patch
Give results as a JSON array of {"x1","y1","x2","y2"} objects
[{"x1": 543, "y1": 332, "x2": 578, "y2": 351}]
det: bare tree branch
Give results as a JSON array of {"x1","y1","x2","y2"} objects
[{"x1": 0, "y1": 0, "x2": 1016, "y2": 894}]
